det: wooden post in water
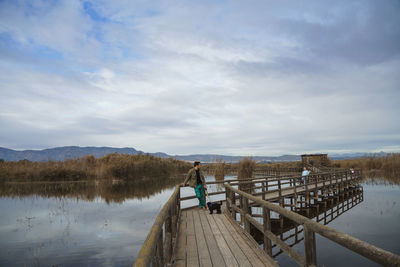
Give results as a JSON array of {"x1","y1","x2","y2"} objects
[{"x1": 278, "y1": 179, "x2": 284, "y2": 228}]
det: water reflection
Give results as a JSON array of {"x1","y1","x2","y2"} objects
[
  {"x1": 0, "y1": 176, "x2": 183, "y2": 202},
  {"x1": 0, "y1": 176, "x2": 183, "y2": 267},
  {"x1": 363, "y1": 176, "x2": 400, "y2": 186}
]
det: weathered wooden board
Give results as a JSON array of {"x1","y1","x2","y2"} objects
[
  {"x1": 198, "y1": 211, "x2": 226, "y2": 267},
  {"x1": 192, "y1": 211, "x2": 213, "y2": 267},
  {"x1": 172, "y1": 208, "x2": 277, "y2": 267},
  {"x1": 173, "y1": 211, "x2": 187, "y2": 267},
  {"x1": 186, "y1": 210, "x2": 199, "y2": 267}
]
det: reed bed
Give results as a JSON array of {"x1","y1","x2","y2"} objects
[
  {"x1": 214, "y1": 160, "x2": 225, "y2": 181},
  {"x1": 237, "y1": 157, "x2": 256, "y2": 192},
  {"x1": 0, "y1": 154, "x2": 191, "y2": 182},
  {"x1": 333, "y1": 153, "x2": 400, "y2": 179}
]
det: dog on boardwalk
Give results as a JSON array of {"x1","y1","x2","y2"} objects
[{"x1": 207, "y1": 201, "x2": 222, "y2": 214}]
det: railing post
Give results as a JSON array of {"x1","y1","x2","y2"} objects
[
  {"x1": 226, "y1": 185, "x2": 231, "y2": 213},
  {"x1": 154, "y1": 232, "x2": 164, "y2": 267},
  {"x1": 231, "y1": 188, "x2": 236, "y2": 221},
  {"x1": 263, "y1": 207, "x2": 272, "y2": 256},
  {"x1": 262, "y1": 181, "x2": 266, "y2": 201},
  {"x1": 172, "y1": 192, "x2": 178, "y2": 238},
  {"x1": 278, "y1": 179, "x2": 282, "y2": 206},
  {"x1": 164, "y1": 207, "x2": 172, "y2": 263},
  {"x1": 314, "y1": 174, "x2": 318, "y2": 204},
  {"x1": 293, "y1": 177, "x2": 298, "y2": 209},
  {"x1": 177, "y1": 186, "x2": 181, "y2": 211},
  {"x1": 243, "y1": 196, "x2": 251, "y2": 233},
  {"x1": 304, "y1": 223, "x2": 317, "y2": 266},
  {"x1": 305, "y1": 174, "x2": 310, "y2": 209}
]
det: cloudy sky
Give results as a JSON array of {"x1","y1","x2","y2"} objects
[{"x1": 0, "y1": 0, "x2": 399, "y2": 156}]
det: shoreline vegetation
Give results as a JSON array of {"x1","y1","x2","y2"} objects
[
  {"x1": 204, "y1": 153, "x2": 400, "y2": 181},
  {"x1": 0, "y1": 154, "x2": 191, "y2": 201},
  {"x1": 1, "y1": 153, "x2": 399, "y2": 184},
  {"x1": 332, "y1": 153, "x2": 400, "y2": 178},
  {"x1": 0, "y1": 153, "x2": 191, "y2": 183}
]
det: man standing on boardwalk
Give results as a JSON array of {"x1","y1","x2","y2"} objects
[{"x1": 181, "y1": 161, "x2": 207, "y2": 210}]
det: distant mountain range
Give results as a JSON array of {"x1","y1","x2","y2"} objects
[{"x1": 0, "y1": 146, "x2": 387, "y2": 163}]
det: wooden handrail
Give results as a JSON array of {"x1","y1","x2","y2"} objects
[
  {"x1": 224, "y1": 182, "x2": 400, "y2": 267},
  {"x1": 133, "y1": 185, "x2": 180, "y2": 267}
]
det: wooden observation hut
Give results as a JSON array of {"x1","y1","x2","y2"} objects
[{"x1": 301, "y1": 153, "x2": 329, "y2": 167}]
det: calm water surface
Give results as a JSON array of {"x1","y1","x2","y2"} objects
[{"x1": 0, "y1": 176, "x2": 399, "y2": 266}]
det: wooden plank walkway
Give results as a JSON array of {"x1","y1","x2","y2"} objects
[
  {"x1": 261, "y1": 179, "x2": 348, "y2": 201},
  {"x1": 173, "y1": 208, "x2": 278, "y2": 267}
]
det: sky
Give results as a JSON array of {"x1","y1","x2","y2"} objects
[{"x1": 0, "y1": 0, "x2": 399, "y2": 156}]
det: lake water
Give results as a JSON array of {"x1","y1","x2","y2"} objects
[{"x1": 0, "y1": 176, "x2": 399, "y2": 266}]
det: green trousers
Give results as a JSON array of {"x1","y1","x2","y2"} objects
[{"x1": 194, "y1": 184, "x2": 206, "y2": 208}]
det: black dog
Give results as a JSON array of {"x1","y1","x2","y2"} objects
[{"x1": 207, "y1": 201, "x2": 222, "y2": 214}]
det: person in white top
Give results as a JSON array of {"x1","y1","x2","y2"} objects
[{"x1": 301, "y1": 167, "x2": 310, "y2": 185}]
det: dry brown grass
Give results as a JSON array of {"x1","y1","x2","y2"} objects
[
  {"x1": 214, "y1": 160, "x2": 225, "y2": 181},
  {"x1": 237, "y1": 157, "x2": 256, "y2": 180},
  {"x1": 0, "y1": 154, "x2": 191, "y2": 182},
  {"x1": 237, "y1": 157, "x2": 256, "y2": 192},
  {"x1": 333, "y1": 153, "x2": 400, "y2": 179}
]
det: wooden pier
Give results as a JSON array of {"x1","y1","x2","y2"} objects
[
  {"x1": 174, "y1": 208, "x2": 277, "y2": 267},
  {"x1": 133, "y1": 170, "x2": 400, "y2": 267}
]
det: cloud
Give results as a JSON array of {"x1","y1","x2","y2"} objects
[{"x1": 0, "y1": 0, "x2": 399, "y2": 155}]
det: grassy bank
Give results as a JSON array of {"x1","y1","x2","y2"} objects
[{"x1": 0, "y1": 154, "x2": 191, "y2": 182}]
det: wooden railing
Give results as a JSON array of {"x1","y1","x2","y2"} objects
[
  {"x1": 269, "y1": 186, "x2": 364, "y2": 257},
  {"x1": 224, "y1": 181, "x2": 400, "y2": 266},
  {"x1": 179, "y1": 176, "x2": 275, "y2": 209},
  {"x1": 133, "y1": 169, "x2": 400, "y2": 267},
  {"x1": 179, "y1": 170, "x2": 361, "y2": 209},
  {"x1": 133, "y1": 185, "x2": 180, "y2": 267}
]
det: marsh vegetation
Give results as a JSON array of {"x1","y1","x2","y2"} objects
[
  {"x1": 332, "y1": 153, "x2": 400, "y2": 180},
  {"x1": 0, "y1": 153, "x2": 191, "y2": 182},
  {"x1": 204, "y1": 153, "x2": 400, "y2": 183}
]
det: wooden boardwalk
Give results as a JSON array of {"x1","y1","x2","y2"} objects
[
  {"x1": 133, "y1": 170, "x2": 400, "y2": 267},
  {"x1": 173, "y1": 208, "x2": 277, "y2": 267},
  {"x1": 256, "y1": 179, "x2": 350, "y2": 202}
]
